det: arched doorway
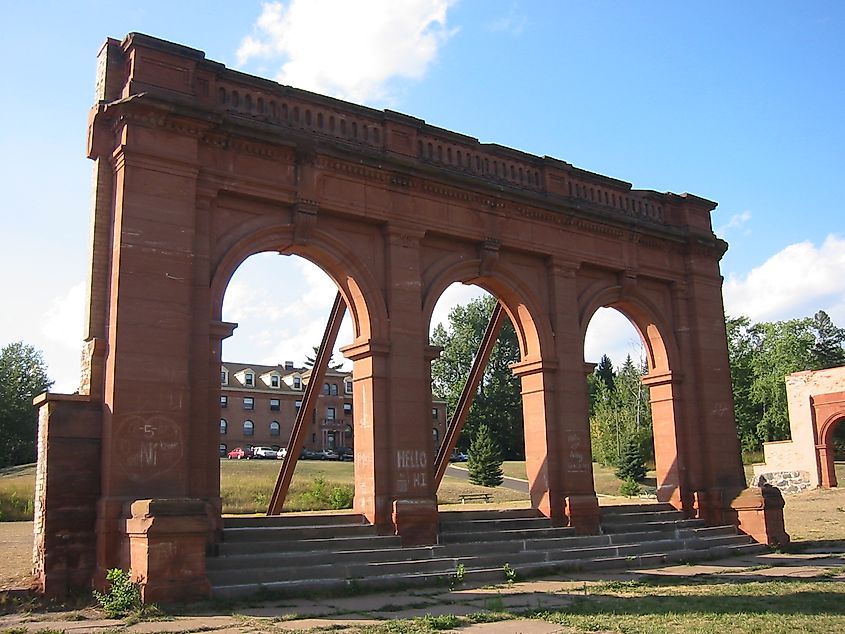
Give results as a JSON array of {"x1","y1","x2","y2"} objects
[{"x1": 584, "y1": 307, "x2": 656, "y2": 498}]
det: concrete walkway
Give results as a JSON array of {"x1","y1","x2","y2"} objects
[{"x1": 2, "y1": 547, "x2": 843, "y2": 633}]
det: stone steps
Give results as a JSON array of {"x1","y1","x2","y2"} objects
[{"x1": 207, "y1": 504, "x2": 767, "y2": 599}]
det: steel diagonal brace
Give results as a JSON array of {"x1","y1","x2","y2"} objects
[
  {"x1": 267, "y1": 292, "x2": 347, "y2": 515},
  {"x1": 433, "y1": 301, "x2": 505, "y2": 487}
]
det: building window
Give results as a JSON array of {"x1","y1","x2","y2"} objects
[
  {"x1": 221, "y1": 369, "x2": 228, "y2": 385},
  {"x1": 270, "y1": 421, "x2": 280, "y2": 436},
  {"x1": 220, "y1": 395, "x2": 228, "y2": 408},
  {"x1": 344, "y1": 424, "x2": 353, "y2": 443},
  {"x1": 432, "y1": 427, "x2": 439, "y2": 445},
  {"x1": 345, "y1": 380, "x2": 352, "y2": 394},
  {"x1": 295, "y1": 400, "x2": 302, "y2": 411},
  {"x1": 271, "y1": 375, "x2": 280, "y2": 388},
  {"x1": 293, "y1": 377, "x2": 302, "y2": 390},
  {"x1": 244, "y1": 372, "x2": 254, "y2": 387},
  {"x1": 270, "y1": 399, "x2": 280, "y2": 411},
  {"x1": 243, "y1": 397, "x2": 254, "y2": 410},
  {"x1": 343, "y1": 402, "x2": 352, "y2": 416},
  {"x1": 243, "y1": 420, "x2": 254, "y2": 436},
  {"x1": 326, "y1": 407, "x2": 335, "y2": 420},
  {"x1": 322, "y1": 383, "x2": 330, "y2": 395},
  {"x1": 220, "y1": 419, "x2": 227, "y2": 435},
  {"x1": 431, "y1": 407, "x2": 438, "y2": 420},
  {"x1": 219, "y1": 443, "x2": 227, "y2": 456},
  {"x1": 312, "y1": 432, "x2": 316, "y2": 443},
  {"x1": 330, "y1": 383, "x2": 338, "y2": 396}
]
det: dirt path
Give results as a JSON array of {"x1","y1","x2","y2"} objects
[{"x1": 0, "y1": 521, "x2": 33, "y2": 589}]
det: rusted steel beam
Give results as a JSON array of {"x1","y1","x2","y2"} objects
[
  {"x1": 433, "y1": 301, "x2": 505, "y2": 487},
  {"x1": 268, "y1": 292, "x2": 347, "y2": 515}
]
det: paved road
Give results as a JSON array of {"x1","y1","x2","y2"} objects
[{"x1": 445, "y1": 464, "x2": 529, "y2": 493}]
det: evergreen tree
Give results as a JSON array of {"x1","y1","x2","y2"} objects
[
  {"x1": 303, "y1": 346, "x2": 344, "y2": 370},
  {"x1": 615, "y1": 435, "x2": 647, "y2": 482},
  {"x1": 595, "y1": 354, "x2": 615, "y2": 392},
  {"x1": 467, "y1": 424, "x2": 504, "y2": 487},
  {"x1": 810, "y1": 310, "x2": 845, "y2": 369}
]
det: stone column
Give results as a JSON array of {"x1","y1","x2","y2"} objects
[
  {"x1": 378, "y1": 226, "x2": 438, "y2": 545},
  {"x1": 641, "y1": 370, "x2": 688, "y2": 510},
  {"x1": 517, "y1": 258, "x2": 599, "y2": 534}
]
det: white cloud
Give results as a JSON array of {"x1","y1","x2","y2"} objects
[
  {"x1": 39, "y1": 280, "x2": 86, "y2": 392},
  {"x1": 716, "y1": 210, "x2": 752, "y2": 236},
  {"x1": 584, "y1": 307, "x2": 646, "y2": 368},
  {"x1": 723, "y1": 234, "x2": 845, "y2": 325},
  {"x1": 429, "y1": 282, "x2": 487, "y2": 335},
  {"x1": 236, "y1": 0, "x2": 457, "y2": 104}
]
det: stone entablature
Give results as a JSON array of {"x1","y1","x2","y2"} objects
[{"x1": 102, "y1": 33, "x2": 715, "y2": 238}]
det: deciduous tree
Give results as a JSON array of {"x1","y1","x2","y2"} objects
[
  {"x1": 430, "y1": 295, "x2": 524, "y2": 459},
  {"x1": 0, "y1": 342, "x2": 52, "y2": 467}
]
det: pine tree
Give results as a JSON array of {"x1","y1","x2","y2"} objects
[
  {"x1": 615, "y1": 435, "x2": 647, "y2": 482},
  {"x1": 467, "y1": 424, "x2": 504, "y2": 487}
]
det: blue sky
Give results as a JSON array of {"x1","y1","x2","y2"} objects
[{"x1": 1, "y1": 1, "x2": 843, "y2": 391}]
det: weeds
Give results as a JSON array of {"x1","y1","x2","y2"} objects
[
  {"x1": 93, "y1": 568, "x2": 142, "y2": 618},
  {"x1": 503, "y1": 563, "x2": 517, "y2": 584}
]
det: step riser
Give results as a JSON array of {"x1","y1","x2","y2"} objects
[
  {"x1": 439, "y1": 518, "x2": 552, "y2": 532},
  {"x1": 216, "y1": 535, "x2": 401, "y2": 556},
  {"x1": 222, "y1": 524, "x2": 377, "y2": 542},
  {"x1": 442, "y1": 527, "x2": 575, "y2": 543},
  {"x1": 223, "y1": 513, "x2": 367, "y2": 529}
]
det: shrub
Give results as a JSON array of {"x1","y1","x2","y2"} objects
[
  {"x1": 620, "y1": 477, "x2": 641, "y2": 497},
  {"x1": 93, "y1": 568, "x2": 142, "y2": 618}
]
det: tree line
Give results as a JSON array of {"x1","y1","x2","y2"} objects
[{"x1": 431, "y1": 295, "x2": 845, "y2": 476}]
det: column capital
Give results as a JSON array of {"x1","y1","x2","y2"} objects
[
  {"x1": 210, "y1": 320, "x2": 238, "y2": 340},
  {"x1": 641, "y1": 369, "x2": 683, "y2": 387},
  {"x1": 340, "y1": 338, "x2": 391, "y2": 361},
  {"x1": 510, "y1": 357, "x2": 558, "y2": 378}
]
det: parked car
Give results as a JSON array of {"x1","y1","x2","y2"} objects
[
  {"x1": 336, "y1": 447, "x2": 354, "y2": 462},
  {"x1": 449, "y1": 451, "x2": 469, "y2": 462},
  {"x1": 300, "y1": 448, "x2": 321, "y2": 460},
  {"x1": 275, "y1": 447, "x2": 288, "y2": 459},
  {"x1": 253, "y1": 446, "x2": 278, "y2": 459},
  {"x1": 227, "y1": 447, "x2": 253, "y2": 460},
  {"x1": 317, "y1": 449, "x2": 339, "y2": 461}
]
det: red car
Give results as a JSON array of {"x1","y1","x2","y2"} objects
[{"x1": 227, "y1": 447, "x2": 253, "y2": 460}]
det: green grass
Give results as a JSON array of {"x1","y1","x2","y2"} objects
[
  {"x1": 533, "y1": 577, "x2": 845, "y2": 634},
  {"x1": 335, "y1": 578, "x2": 845, "y2": 633},
  {"x1": 0, "y1": 465, "x2": 35, "y2": 521}
]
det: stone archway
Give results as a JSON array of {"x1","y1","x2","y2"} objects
[{"x1": 32, "y1": 32, "x2": 787, "y2": 601}]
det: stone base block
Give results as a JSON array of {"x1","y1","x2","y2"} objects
[
  {"x1": 125, "y1": 499, "x2": 211, "y2": 604},
  {"x1": 392, "y1": 498, "x2": 438, "y2": 546},
  {"x1": 728, "y1": 486, "x2": 790, "y2": 547},
  {"x1": 563, "y1": 494, "x2": 600, "y2": 535}
]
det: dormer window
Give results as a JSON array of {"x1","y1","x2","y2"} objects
[
  {"x1": 293, "y1": 376, "x2": 302, "y2": 390},
  {"x1": 271, "y1": 375, "x2": 280, "y2": 388},
  {"x1": 244, "y1": 372, "x2": 254, "y2": 387},
  {"x1": 221, "y1": 369, "x2": 228, "y2": 385},
  {"x1": 344, "y1": 380, "x2": 352, "y2": 394}
]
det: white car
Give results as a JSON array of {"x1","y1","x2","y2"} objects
[
  {"x1": 253, "y1": 446, "x2": 278, "y2": 459},
  {"x1": 275, "y1": 447, "x2": 288, "y2": 459}
]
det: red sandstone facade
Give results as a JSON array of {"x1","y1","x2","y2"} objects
[{"x1": 33, "y1": 33, "x2": 786, "y2": 602}]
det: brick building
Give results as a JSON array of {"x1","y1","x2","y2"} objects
[{"x1": 219, "y1": 361, "x2": 448, "y2": 456}]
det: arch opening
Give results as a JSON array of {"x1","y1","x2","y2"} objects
[
  {"x1": 583, "y1": 304, "x2": 682, "y2": 507},
  {"x1": 427, "y1": 281, "x2": 540, "y2": 508},
  {"x1": 218, "y1": 251, "x2": 358, "y2": 513}
]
